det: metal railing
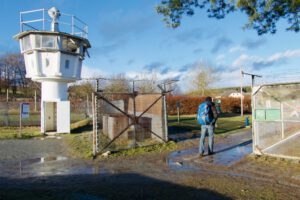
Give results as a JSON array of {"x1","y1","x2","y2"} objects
[{"x1": 19, "y1": 8, "x2": 88, "y2": 38}]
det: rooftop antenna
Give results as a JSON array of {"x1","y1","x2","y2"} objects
[{"x1": 48, "y1": 7, "x2": 60, "y2": 31}]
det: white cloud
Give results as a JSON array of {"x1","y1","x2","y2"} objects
[
  {"x1": 232, "y1": 49, "x2": 300, "y2": 70},
  {"x1": 229, "y1": 45, "x2": 246, "y2": 53},
  {"x1": 232, "y1": 54, "x2": 258, "y2": 68},
  {"x1": 125, "y1": 70, "x2": 182, "y2": 81},
  {"x1": 81, "y1": 65, "x2": 106, "y2": 78},
  {"x1": 124, "y1": 66, "x2": 200, "y2": 93},
  {"x1": 268, "y1": 49, "x2": 300, "y2": 61},
  {"x1": 216, "y1": 54, "x2": 225, "y2": 61}
]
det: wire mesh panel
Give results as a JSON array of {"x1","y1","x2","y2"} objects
[
  {"x1": 0, "y1": 96, "x2": 90, "y2": 127},
  {"x1": 92, "y1": 78, "x2": 173, "y2": 154},
  {"x1": 0, "y1": 101, "x2": 40, "y2": 126},
  {"x1": 70, "y1": 98, "x2": 90, "y2": 122},
  {"x1": 253, "y1": 83, "x2": 300, "y2": 159}
]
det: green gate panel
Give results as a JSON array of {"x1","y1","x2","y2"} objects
[
  {"x1": 255, "y1": 109, "x2": 281, "y2": 121},
  {"x1": 266, "y1": 109, "x2": 281, "y2": 121},
  {"x1": 255, "y1": 109, "x2": 265, "y2": 121}
]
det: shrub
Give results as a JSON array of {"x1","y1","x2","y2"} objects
[{"x1": 167, "y1": 95, "x2": 251, "y2": 115}]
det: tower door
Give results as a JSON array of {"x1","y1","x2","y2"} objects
[{"x1": 44, "y1": 102, "x2": 57, "y2": 132}]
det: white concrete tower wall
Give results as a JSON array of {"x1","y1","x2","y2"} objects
[{"x1": 41, "y1": 81, "x2": 68, "y2": 101}]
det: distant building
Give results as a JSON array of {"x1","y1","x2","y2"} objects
[{"x1": 229, "y1": 92, "x2": 244, "y2": 99}]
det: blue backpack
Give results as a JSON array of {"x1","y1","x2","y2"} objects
[{"x1": 197, "y1": 102, "x2": 213, "y2": 125}]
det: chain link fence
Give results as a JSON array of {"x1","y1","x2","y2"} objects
[
  {"x1": 0, "y1": 95, "x2": 90, "y2": 127},
  {"x1": 92, "y1": 78, "x2": 176, "y2": 154},
  {"x1": 253, "y1": 82, "x2": 300, "y2": 159}
]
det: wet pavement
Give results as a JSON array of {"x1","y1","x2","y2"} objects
[
  {"x1": 0, "y1": 156, "x2": 109, "y2": 178},
  {"x1": 195, "y1": 140, "x2": 252, "y2": 166},
  {"x1": 0, "y1": 137, "x2": 110, "y2": 178},
  {"x1": 167, "y1": 129, "x2": 253, "y2": 171},
  {"x1": 0, "y1": 131, "x2": 253, "y2": 178}
]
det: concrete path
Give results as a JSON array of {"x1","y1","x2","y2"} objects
[{"x1": 167, "y1": 129, "x2": 253, "y2": 169}]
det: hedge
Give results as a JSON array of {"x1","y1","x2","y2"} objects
[{"x1": 167, "y1": 95, "x2": 251, "y2": 115}]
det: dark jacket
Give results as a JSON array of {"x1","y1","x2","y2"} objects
[{"x1": 208, "y1": 102, "x2": 218, "y2": 125}]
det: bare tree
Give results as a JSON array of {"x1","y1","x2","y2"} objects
[
  {"x1": 69, "y1": 81, "x2": 94, "y2": 98},
  {"x1": 136, "y1": 72, "x2": 158, "y2": 93},
  {"x1": 191, "y1": 62, "x2": 218, "y2": 96},
  {"x1": 104, "y1": 74, "x2": 131, "y2": 93},
  {"x1": 0, "y1": 53, "x2": 27, "y2": 95}
]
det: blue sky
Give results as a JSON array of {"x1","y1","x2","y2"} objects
[{"x1": 1, "y1": 0, "x2": 300, "y2": 91}]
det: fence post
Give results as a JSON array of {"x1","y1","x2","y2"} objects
[
  {"x1": 281, "y1": 102, "x2": 284, "y2": 140},
  {"x1": 34, "y1": 90, "x2": 37, "y2": 112},
  {"x1": 86, "y1": 94, "x2": 89, "y2": 117},
  {"x1": 132, "y1": 81, "x2": 137, "y2": 147},
  {"x1": 163, "y1": 84, "x2": 168, "y2": 142},
  {"x1": 92, "y1": 93, "x2": 96, "y2": 157},
  {"x1": 19, "y1": 104, "x2": 22, "y2": 138}
]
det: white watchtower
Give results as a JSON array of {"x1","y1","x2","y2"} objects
[{"x1": 14, "y1": 7, "x2": 91, "y2": 134}]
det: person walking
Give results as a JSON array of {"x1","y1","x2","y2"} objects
[{"x1": 197, "y1": 96, "x2": 218, "y2": 157}]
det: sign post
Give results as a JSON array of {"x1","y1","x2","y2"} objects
[
  {"x1": 19, "y1": 103, "x2": 30, "y2": 138},
  {"x1": 176, "y1": 101, "x2": 181, "y2": 124}
]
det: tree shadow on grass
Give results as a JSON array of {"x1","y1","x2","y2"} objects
[
  {"x1": 71, "y1": 124, "x2": 93, "y2": 134},
  {"x1": 0, "y1": 173, "x2": 232, "y2": 200},
  {"x1": 168, "y1": 125, "x2": 200, "y2": 135}
]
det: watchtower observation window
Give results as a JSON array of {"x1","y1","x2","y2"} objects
[
  {"x1": 21, "y1": 35, "x2": 32, "y2": 51},
  {"x1": 42, "y1": 35, "x2": 56, "y2": 48},
  {"x1": 33, "y1": 35, "x2": 57, "y2": 49},
  {"x1": 62, "y1": 37, "x2": 79, "y2": 53}
]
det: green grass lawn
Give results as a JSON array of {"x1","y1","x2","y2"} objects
[
  {"x1": 168, "y1": 113, "x2": 252, "y2": 135},
  {"x1": 0, "y1": 118, "x2": 91, "y2": 140},
  {"x1": 0, "y1": 112, "x2": 87, "y2": 125},
  {"x1": 0, "y1": 126, "x2": 41, "y2": 139}
]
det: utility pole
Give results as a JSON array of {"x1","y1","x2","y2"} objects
[
  {"x1": 241, "y1": 70, "x2": 262, "y2": 117},
  {"x1": 240, "y1": 68, "x2": 243, "y2": 117},
  {"x1": 242, "y1": 71, "x2": 262, "y2": 90}
]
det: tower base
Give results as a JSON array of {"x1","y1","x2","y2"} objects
[{"x1": 41, "y1": 101, "x2": 70, "y2": 134}]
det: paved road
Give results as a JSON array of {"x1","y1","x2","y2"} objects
[
  {"x1": 0, "y1": 137, "x2": 67, "y2": 161},
  {"x1": 0, "y1": 137, "x2": 99, "y2": 178}
]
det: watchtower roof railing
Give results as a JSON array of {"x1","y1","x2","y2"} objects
[{"x1": 19, "y1": 8, "x2": 88, "y2": 38}]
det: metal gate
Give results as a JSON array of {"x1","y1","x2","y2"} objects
[
  {"x1": 253, "y1": 82, "x2": 300, "y2": 160},
  {"x1": 91, "y1": 78, "x2": 177, "y2": 155}
]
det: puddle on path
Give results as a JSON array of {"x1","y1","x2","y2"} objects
[
  {"x1": 196, "y1": 141, "x2": 252, "y2": 166},
  {"x1": 0, "y1": 156, "x2": 108, "y2": 178},
  {"x1": 167, "y1": 140, "x2": 252, "y2": 171}
]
